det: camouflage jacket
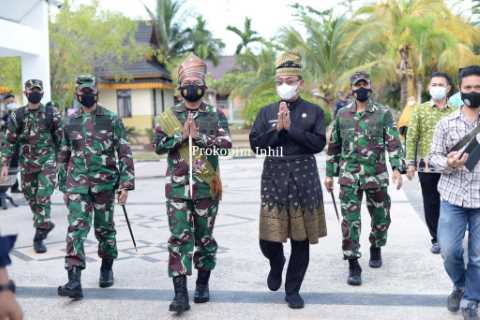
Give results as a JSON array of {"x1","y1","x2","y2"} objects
[
  {"x1": 58, "y1": 105, "x2": 135, "y2": 194},
  {"x1": 1, "y1": 104, "x2": 63, "y2": 173},
  {"x1": 155, "y1": 102, "x2": 232, "y2": 200},
  {"x1": 326, "y1": 100, "x2": 403, "y2": 189}
]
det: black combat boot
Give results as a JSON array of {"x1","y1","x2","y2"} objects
[
  {"x1": 58, "y1": 267, "x2": 83, "y2": 299},
  {"x1": 169, "y1": 275, "x2": 190, "y2": 314},
  {"x1": 99, "y1": 258, "x2": 114, "y2": 288},
  {"x1": 369, "y1": 246, "x2": 382, "y2": 268},
  {"x1": 194, "y1": 270, "x2": 211, "y2": 303},
  {"x1": 347, "y1": 258, "x2": 362, "y2": 286},
  {"x1": 10, "y1": 180, "x2": 21, "y2": 193},
  {"x1": 1, "y1": 196, "x2": 7, "y2": 210},
  {"x1": 33, "y1": 222, "x2": 55, "y2": 254}
]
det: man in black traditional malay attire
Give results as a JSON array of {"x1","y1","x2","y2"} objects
[{"x1": 249, "y1": 51, "x2": 327, "y2": 309}]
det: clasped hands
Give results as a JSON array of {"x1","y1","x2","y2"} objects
[
  {"x1": 182, "y1": 113, "x2": 199, "y2": 140},
  {"x1": 276, "y1": 102, "x2": 291, "y2": 131}
]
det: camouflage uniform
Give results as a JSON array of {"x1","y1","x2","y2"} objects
[
  {"x1": 326, "y1": 100, "x2": 403, "y2": 259},
  {"x1": 1, "y1": 99, "x2": 63, "y2": 232},
  {"x1": 155, "y1": 102, "x2": 232, "y2": 277},
  {"x1": 58, "y1": 104, "x2": 135, "y2": 270}
]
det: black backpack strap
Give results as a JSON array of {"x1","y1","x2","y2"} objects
[
  {"x1": 12, "y1": 107, "x2": 25, "y2": 136},
  {"x1": 449, "y1": 124, "x2": 480, "y2": 152},
  {"x1": 45, "y1": 105, "x2": 55, "y2": 133}
]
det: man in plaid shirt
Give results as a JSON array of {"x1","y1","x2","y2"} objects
[{"x1": 429, "y1": 65, "x2": 480, "y2": 320}]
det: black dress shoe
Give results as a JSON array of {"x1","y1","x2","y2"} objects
[
  {"x1": 285, "y1": 292, "x2": 305, "y2": 309},
  {"x1": 267, "y1": 256, "x2": 286, "y2": 291}
]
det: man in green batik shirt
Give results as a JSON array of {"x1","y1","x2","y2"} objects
[
  {"x1": 325, "y1": 71, "x2": 403, "y2": 287},
  {"x1": 406, "y1": 72, "x2": 456, "y2": 255}
]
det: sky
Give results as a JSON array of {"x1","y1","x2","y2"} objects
[
  {"x1": 75, "y1": 0, "x2": 352, "y2": 55},
  {"x1": 72, "y1": 0, "x2": 474, "y2": 55}
]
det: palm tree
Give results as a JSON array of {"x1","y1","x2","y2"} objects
[
  {"x1": 473, "y1": 0, "x2": 480, "y2": 25},
  {"x1": 349, "y1": 0, "x2": 480, "y2": 107},
  {"x1": 278, "y1": 6, "x2": 367, "y2": 107},
  {"x1": 184, "y1": 17, "x2": 225, "y2": 65},
  {"x1": 227, "y1": 17, "x2": 263, "y2": 55},
  {"x1": 233, "y1": 46, "x2": 277, "y2": 97},
  {"x1": 144, "y1": 0, "x2": 191, "y2": 63}
]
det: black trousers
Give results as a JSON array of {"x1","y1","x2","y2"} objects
[
  {"x1": 259, "y1": 239, "x2": 309, "y2": 295},
  {"x1": 418, "y1": 172, "x2": 441, "y2": 243}
]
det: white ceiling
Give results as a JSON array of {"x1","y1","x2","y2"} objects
[{"x1": 0, "y1": 0, "x2": 44, "y2": 23}]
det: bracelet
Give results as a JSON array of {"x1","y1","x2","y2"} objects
[{"x1": 0, "y1": 280, "x2": 15, "y2": 294}]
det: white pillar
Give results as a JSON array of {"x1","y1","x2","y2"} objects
[{"x1": 20, "y1": 0, "x2": 51, "y2": 103}]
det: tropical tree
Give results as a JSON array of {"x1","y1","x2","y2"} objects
[
  {"x1": 473, "y1": 0, "x2": 480, "y2": 25},
  {"x1": 278, "y1": 5, "x2": 368, "y2": 107},
  {"x1": 145, "y1": 0, "x2": 224, "y2": 70},
  {"x1": 349, "y1": 0, "x2": 480, "y2": 107},
  {"x1": 227, "y1": 17, "x2": 263, "y2": 54},
  {"x1": 184, "y1": 17, "x2": 225, "y2": 65},
  {"x1": 0, "y1": 57, "x2": 21, "y2": 95},
  {"x1": 50, "y1": 0, "x2": 143, "y2": 107},
  {"x1": 144, "y1": 0, "x2": 190, "y2": 64},
  {"x1": 234, "y1": 47, "x2": 277, "y2": 95}
]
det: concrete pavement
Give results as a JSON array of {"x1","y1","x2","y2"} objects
[{"x1": 0, "y1": 155, "x2": 459, "y2": 320}]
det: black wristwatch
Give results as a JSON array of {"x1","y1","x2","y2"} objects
[{"x1": 0, "y1": 280, "x2": 16, "y2": 294}]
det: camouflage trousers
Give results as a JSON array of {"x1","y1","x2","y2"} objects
[
  {"x1": 339, "y1": 185, "x2": 391, "y2": 259},
  {"x1": 166, "y1": 198, "x2": 219, "y2": 277},
  {"x1": 64, "y1": 190, "x2": 117, "y2": 270},
  {"x1": 21, "y1": 167, "x2": 56, "y2": 231}
]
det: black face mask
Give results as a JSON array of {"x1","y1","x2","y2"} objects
[
  {"x1": 353, "y1": 87, "x2": 371, "y2": 102},
  {"x1": 78, "y1": 93, "x2": 97, "y2": 108},
  {"x1": 180, "y1": 84, "x2": 205, "y2": 102},
  {"x1": 27, "y1": 91, "x2": 43, "y2": 104},
  {"x1": 461, "y1": 91, "x2": 480, "y2": 109}
]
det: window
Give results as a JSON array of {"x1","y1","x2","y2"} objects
[
  {"x1": 153, "y1": 89, "x2": 165, "y2": 116},
  {"x1": 117, "y1": 90, "x2": 132, "y2": 118}
]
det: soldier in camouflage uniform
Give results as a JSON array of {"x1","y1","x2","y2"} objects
[
  {"x1": 155, "y1": 54, "x2": 232, "y2": 314},
  {"x1": 57, "y1": 75, "x2": 135, "y2": 300},
  {"x1": 325, "y1": 71, "x2": 403, "y2": 286},
  {"x1": 1, "y1": 79, "x2": 63, "y2": 254}
]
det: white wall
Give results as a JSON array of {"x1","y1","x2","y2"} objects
[
  {"x1": 0, "y1": 1, "x2": 51, "y2": 103},
  {"x1": 164, "y1": 90, "x2": 174, "y2": 109},
  {"x1": 131, "y1": 89, "x2": 152, "y2": 116},
  {"x1": 98, "y1": 89, "x2": 117, "y2": 113},
  {"x1": 99, "y1": 88, "x2": 175, "y2": 116}
]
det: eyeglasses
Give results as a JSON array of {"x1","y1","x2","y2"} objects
[{"x1": 275, "y1": 78, "x2": 300, "y2": 86}]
